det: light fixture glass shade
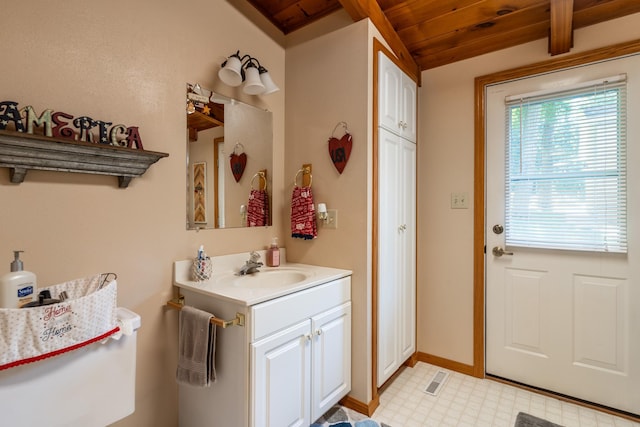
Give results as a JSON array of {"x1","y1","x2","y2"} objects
[
  {"x1": 259, "y1": 70, "x2": 279, "y2": 95},
  {"x1": 243, "y1": 65, "x2": 265, "y2": 95},
  {"x1": 218, "y1": 55, "x2": 243, "y2": 87}
]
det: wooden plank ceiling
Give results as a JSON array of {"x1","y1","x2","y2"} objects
[{"x1": 244, "y1": 0, "x2": 640, "y2": 75}]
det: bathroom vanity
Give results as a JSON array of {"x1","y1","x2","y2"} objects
[{"x1": 173, "y1": 251, "x2": 352, "y2": 427}]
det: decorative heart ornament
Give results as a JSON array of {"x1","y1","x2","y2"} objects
[
  {"x1": 328, "y1": 133, "x2": 352, "y2": 174},
  {"x1": 229, "y1": 152, "x2": 247, "y2": 182}
]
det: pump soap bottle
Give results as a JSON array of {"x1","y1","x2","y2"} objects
[
  {"x1": 0, "y1": 251, "x2": 37, "y2": 308},
  {"x1": 266, "y1": 238, "x2": 280, "y2": 267}
]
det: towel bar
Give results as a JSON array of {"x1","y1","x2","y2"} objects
[{"x1": 167, "y1": 296, "x2": 245, "y2": 328}]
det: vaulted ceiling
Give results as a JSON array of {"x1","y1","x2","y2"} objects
[{"x1": 244, "y1": 0, "x2": 640, "y2": 77}]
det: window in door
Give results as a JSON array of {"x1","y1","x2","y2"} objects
[{"x1": 504, "y1": 75, "x2": 627, "y2": 253}]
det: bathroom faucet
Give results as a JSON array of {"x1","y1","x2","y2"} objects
[{"x1": 238, "y1": 251, "x2": 263, "y2": 275}]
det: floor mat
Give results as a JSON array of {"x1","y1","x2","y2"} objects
[
  {"x1": 311, "y1": 405, "x2": 392, "y2": 427},
  {"x1": 515, "y1": 412, "x2": 564, "y2": 427}
]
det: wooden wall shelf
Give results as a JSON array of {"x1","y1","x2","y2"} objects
[{"x1": 0, "y1": 130, "x2": 169, "y2": 188}]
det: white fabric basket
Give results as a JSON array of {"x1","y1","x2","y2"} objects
[{"x1": 0, "y1": 273, "x2": 118, "y2": 370}]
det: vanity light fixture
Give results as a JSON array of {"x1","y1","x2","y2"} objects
[{"x1": 218, "y1": 50, "x2": 279, "y2": 95}]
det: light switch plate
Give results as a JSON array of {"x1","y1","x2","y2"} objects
[
  {"x1": 325, "y1": 209, "x2": 338, "y2": 229},
  {"x1": 451, "y1": 192, "x2": 469, "y2": 209}
]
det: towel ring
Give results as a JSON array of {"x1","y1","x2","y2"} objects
[
  {"x1": 250, "y1": 171, "x2": 266, "y2": 191},
  {"x1": 294, "y1": 168, "x2": 312, "y2": 188}
]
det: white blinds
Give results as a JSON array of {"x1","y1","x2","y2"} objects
[{"x1": 504, "y1": 76, "x2": 627, "y2": 253}]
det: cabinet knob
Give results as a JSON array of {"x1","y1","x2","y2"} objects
[
  {"x1": 304, "y1": 333, "x2": 312, "y2": 341},
  {"x1": 398, "y1": 224, "x2": 407, "y2": 232},
  {"x1": 315, "y1": 329, "x2": 323, "y2": 336}
]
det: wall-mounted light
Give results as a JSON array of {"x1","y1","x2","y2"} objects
[
  {"x1": 317, "y1": 203, "x2": 328, "y2": 222},
  {"x1": 218, "y1": 50, "x2": 279, "y2": 96}
]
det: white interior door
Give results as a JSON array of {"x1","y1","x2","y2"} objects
[
  {"x1": 377, "y1": 127, "x2": 401, "y2": 387},
  {"x1": 486, "y1": 55, "x2": 640, "y2": 414}
]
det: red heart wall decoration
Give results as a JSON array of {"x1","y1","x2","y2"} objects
[
  {"x1": 328, "y1": 133, "x2": 352, "y2": 174},
  {"x1": 229, "y1": 152, "x2": 247, "y2": 182}
]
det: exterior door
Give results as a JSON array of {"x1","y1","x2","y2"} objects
[{"x1": 485, "y1": 55, "x2": 640, "y2": 414}]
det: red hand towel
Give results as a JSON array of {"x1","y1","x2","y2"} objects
[
  {"x1": 247, "y1": 189, "x2": 269, "y2": 227},
  {"x1": 291, "y1": 186, "x2": 317, "y2": 239}
]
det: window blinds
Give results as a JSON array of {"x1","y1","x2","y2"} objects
[{"x1": 504, "y1": 75, "x2": 627, "y2": 253}]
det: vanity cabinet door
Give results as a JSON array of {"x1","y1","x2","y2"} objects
[
  {"x1": 311, "y1": 302, "x2": 352, "y2": 421},
  {"x1": 251, "y1": 320, "x2": 311, "y2": 427}
]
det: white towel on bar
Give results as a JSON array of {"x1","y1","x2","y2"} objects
[{"x1": 176, "y1": 306, "x2": 217, "y2": 387}]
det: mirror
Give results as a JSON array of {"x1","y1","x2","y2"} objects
[{"x1": 186, "y1": 83, "x2": 273, "y2": 229}]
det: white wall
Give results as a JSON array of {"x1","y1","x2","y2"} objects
[
  {"x1": 0, "y1": 1, "x2": 285, "y2": 426},
  {"x1": 417, "y1": 13, "x2": 640, "y2": 365}
]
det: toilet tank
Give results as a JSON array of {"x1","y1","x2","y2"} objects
[{"x1": 0, "y1": 307, "x2": 141, "y2": 427}]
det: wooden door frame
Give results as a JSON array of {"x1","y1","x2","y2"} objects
[{"x1": 473, "y1": 38, "x2": 640, "y2": 378}]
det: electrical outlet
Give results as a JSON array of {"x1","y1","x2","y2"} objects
[{"x1": 451, "y1": 192, "x2": 469, "y2": 209}]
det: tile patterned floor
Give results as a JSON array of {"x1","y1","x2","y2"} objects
[{"x1": 371, "y1": 362, "x2": 640, "y2": 427}]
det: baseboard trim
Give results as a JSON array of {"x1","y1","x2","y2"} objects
[
  {"x1": 416, "y1": 352, "x2": 478, "y2": 377},
  {"x1": 340, "y1": 394, "x2": 379, "y2": 417}
]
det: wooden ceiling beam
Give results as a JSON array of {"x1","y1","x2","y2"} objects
[
  {"x1": 338, "y1": 0, "x2": 420, "y2": 80},
  {"x1": 549, "y1": 0, "x2": 574, "y2": 55},
  {"x1": 417, "y1": 21, "x2": 550, "y2": 70}
]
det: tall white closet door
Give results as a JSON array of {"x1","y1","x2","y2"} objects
[
  {"x1": 399, "y1": 138, "x2": 416, "y2": 362},
  {"x1": 377, "y1": 127, "x2": 402, "y2": 386}
]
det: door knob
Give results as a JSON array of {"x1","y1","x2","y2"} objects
[{"x1": 492, "y1": 246, "x2": 514, "y2": 257}]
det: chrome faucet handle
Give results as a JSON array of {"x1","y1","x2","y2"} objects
[{"x1": 249, "y1": 251, "x2": 261, "y2": 262}]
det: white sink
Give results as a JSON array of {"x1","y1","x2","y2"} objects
[
  {"x1": 232, "y1": 268, "x2": 309, "y2": 288},
  {"x1": 173, "y1": 252, "x2": 352, "y2": 306}
]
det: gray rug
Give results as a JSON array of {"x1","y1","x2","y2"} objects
[
  {"x1": 515, "y1": 412, "x2": 564, "y2": 427},
  {"x1": 312, "y1": 405, "x2": 391, "y2": 427}
]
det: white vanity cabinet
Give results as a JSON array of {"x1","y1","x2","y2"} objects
[
  {"x1": 250, "y1": 277, "x2": 351, "y2": 427},
  {"x1": 174, "y1": 256, "x2": 351, "y2": 427}
]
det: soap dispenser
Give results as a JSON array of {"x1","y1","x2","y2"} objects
[
  {"x1": 266, "y1": 238, "x2": 280, "y2": 267},
  {"x1": 0, "y1": 251, "x2": 37, "y2": 308}
]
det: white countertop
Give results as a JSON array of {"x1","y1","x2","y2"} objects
[{"x1": 173, "y1": 251, "x2": 352, "y2": 306}]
